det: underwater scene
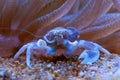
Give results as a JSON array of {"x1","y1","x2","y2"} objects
[{"x1": 0, "y1": 0, "x2": 120, "y2": 80}]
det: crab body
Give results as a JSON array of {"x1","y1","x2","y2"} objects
[
  {"x1": 14, "y1": 27, "x2": 111, "y2": 68},
  {"x1": 44, "y1": 27, "x2": 79, "y2": 44}
]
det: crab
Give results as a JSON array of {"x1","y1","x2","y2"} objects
[{"x1": 14, "y1": 27, "x2": 111, "y2": 69}]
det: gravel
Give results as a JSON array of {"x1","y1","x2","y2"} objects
[{"x1": 0, "y1": 53, "x2": 120, "y2": 80}]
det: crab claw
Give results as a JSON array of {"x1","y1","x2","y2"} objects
[
  {"x1": 62, "y1": 40, "x2": 78, "y2": 54},
  {"x1": 46, "y1": 46, "x2": 56, "y2": 55},
  {"x1": 78, "y1": 49, "x2": 100, "y2": 64}
]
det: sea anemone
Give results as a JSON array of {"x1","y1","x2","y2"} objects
[{"x1": 0, "y1": 0, "x2": 120, "y2": 57}]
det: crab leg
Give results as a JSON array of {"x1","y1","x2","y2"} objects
[
  {"x1": 92, "y1": 42, "x2": 111, "y2": 55},
  {"x1": 26, "y1": 46, "x2": 33, "y2": 69},
  {"x1": 14, "y1": 44, "x2": 28, "y2": 59},
  {"x1": 78, "y1": 40, "x2": 111, "y2": 54}
]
